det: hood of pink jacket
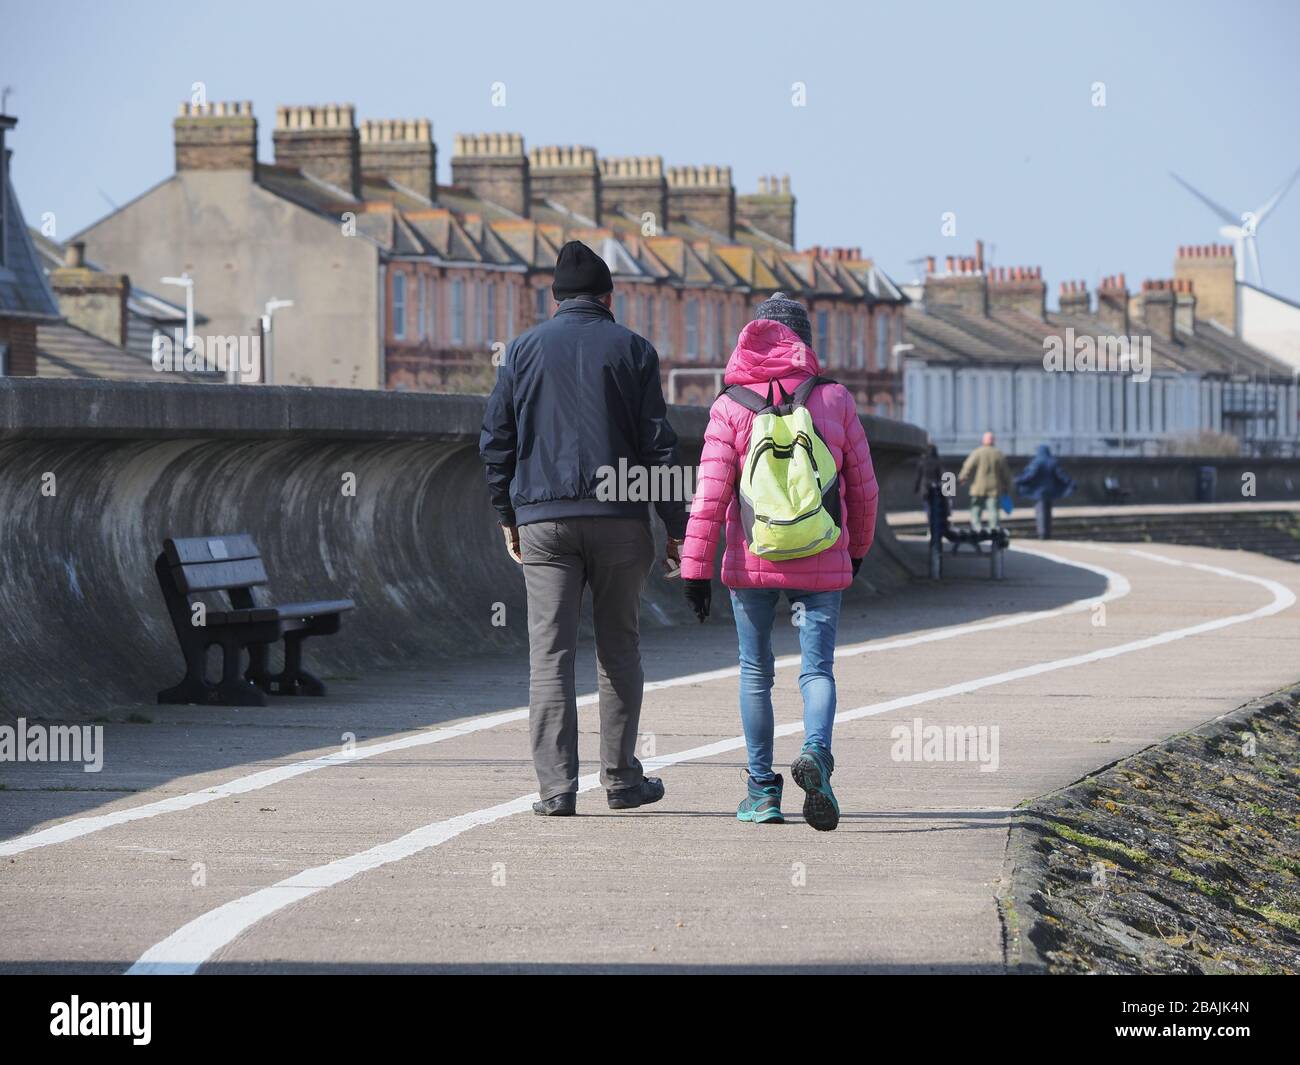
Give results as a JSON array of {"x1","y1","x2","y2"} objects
[{"x1": 723, "y1": 319, "x2": 822, "y2": 386}]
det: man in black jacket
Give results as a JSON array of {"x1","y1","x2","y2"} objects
[{"x1": 479, "y1": 241, "x2": 687, "y2": 817}]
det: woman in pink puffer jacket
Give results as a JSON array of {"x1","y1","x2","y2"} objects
[{"x1": 680, "y1": 293, "x2": 878, "y2": 831}]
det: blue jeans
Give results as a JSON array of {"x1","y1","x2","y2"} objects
[{"x1": 729, "y1": 588, "x2": 842, "y2": 783}]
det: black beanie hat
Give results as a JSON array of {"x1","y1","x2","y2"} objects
[
  {"x1": 552, "y1": 240, "x2": 613, "y2": 299},
  {"x1": 753, "y1": 291, "x2": 813, "y2": 348}
]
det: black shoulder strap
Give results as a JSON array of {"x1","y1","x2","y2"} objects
[
  {"x1": 792, "y1": 375, "x2": 836, "y2": 408},
  {"x1": 722, "y1": 385, "x2": 770, "y2": 414}
]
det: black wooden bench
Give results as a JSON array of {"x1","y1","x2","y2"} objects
[
  {"x1": 924, "y1": 483, "x2": 1010, "y2": 580},
  {"x1": 155, "y1": 534, "x2": 354, "y2": 706}
]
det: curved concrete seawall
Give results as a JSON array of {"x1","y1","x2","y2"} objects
[{"x1": 0, "y1": 380, "x2": 926, "y2": 719}]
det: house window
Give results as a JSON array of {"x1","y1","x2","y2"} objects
[
  {"x1": 428, "y1": 277, "x2": 438, "y2": 342},
  {"x1": 685, "y1": 299, "x2": 700, "y2": 361},
  {"x1": 816, "y1": 310, "x2": 828, "y2": 358},
  {"x1": 451, "y1": 279, "x2": 465, "y2": 344},
  {"x1": 486, "y1": 282, "x2": 496, "y2": 345},
  {"x1": 854, "y1": 314, "x2": 865, "y2": 368},
  {"x1": 876, "y1": 314, "x2": 889, "y2": 369},
  {"x1": 715, "y1": 302, "x2": 725, "y2": 360},
  {"x1": 615, "y1": 292, "x2": 627, "y2": 323},
  {"x1": 417, "y1": 274, "x2": 426, "y2": 339},
  {"x1": 535, "y1": 286, "x2": 549, "y2": 322},
  {"x1": 393, "y1": 273, "x2": 407, "y2": 340},
  {"x1": 658, "y1": 295, "x2": 671, "y2": 354},
  {"x1": 506, "y1": 284, "x2": 516, "y2": 339}
]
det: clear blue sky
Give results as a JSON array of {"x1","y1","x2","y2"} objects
[{"x1": 3, "y1": 0, "x2": 1299, "y2": 305}]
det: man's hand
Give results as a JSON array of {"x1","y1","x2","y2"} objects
[
  {"x1": 502, "y1": 524, "x2": 522, "y2": 564},
  {"x1": 663, "y1": 537, "x2": 683, "y2": 578}
]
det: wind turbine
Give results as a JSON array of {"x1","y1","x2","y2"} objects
[{"x1": 1170, "y1": 165, "x2": 1300, "y2": 288}]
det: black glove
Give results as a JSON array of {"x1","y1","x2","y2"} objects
[
  {"x1": 683, "y1": 578, "x2": 711, "y2": 622},
  {"x1": 851, "y1": 557, "x2": 863, "y2": 578}
]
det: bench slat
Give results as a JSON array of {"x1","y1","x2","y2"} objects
[
  {"x1": 207, "y1": 600, "x2": 355, "y2": 625},
  {"x1": 174, "y1": 557, "x2": 268, "y2": 593},
  {"x1": 165, "y1": 534, "x2": 261, "y2": 566}
]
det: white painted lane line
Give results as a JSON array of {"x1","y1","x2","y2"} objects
[
  {"x1": 127, "y1": 549, "x2": 1290, "y2": 975},
  {"x1": 0, "y1": 546, "x2": 1122, "y2": 857}
]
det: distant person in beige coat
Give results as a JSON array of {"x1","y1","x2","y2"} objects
[{"x1": 958, "y1": 431, "x2": 1012, "y2": 532}]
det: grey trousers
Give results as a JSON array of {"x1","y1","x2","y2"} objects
[{"x1": 519, "y1": 517, "x2": 655, "y2": 799}]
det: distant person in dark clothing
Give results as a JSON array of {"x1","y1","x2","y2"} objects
[
  {"x1": 480, "y1": 240, "x2": 686, "y2": 817},
  {"x1": 1015, "y1": 444, "x2": 1076, "y2": 539},
  {"x1": 913, "y1": 442, "x2": 944, "y2": 496},
  {"x1": 914, "y1": 442, "x2": 948, "y2": 542}
]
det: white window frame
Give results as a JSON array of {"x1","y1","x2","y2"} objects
[
  {"x1": 685, "y1": 298, "x2": 700, "y2": 361},
  {"x1": 451, "y1": 278, "x2": 465, "y2": 345},
  {"x1": 393, "y1": 272, "x2": 407, "y2": 340}
]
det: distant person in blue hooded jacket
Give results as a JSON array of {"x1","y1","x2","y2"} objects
[{"x1": 1015, "y1": 444, "x2": 1075, "y2": 540}]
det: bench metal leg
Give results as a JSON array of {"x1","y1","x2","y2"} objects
[
  {"x1": 247, "y1": 632, "x2": 327, "y2": 697},
  {"x1": 159, "y1": 636, "x2": 266, "y2": 706},
  {"x1": 216, "y1": 636, "x2": 267, "y2": 706},
  {"x1": 157, "y1": 641, "x2": 211, "y2": 706},
  {"x1": 280, "y1": 632, "x2": 326, "y2": 696},
  {"x1": 990, "y1": 544, "x2": 1005, "y2": 580},
  {"x1": 244, "y1": 641, "x2": 273, "y2": 692}
]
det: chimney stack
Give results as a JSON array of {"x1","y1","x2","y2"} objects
[
  {"x1": 599, "y1": 156, "x2": 667, "y2": 233},
  {"x1": 359, "y1": 118, "x2": 436, "y2": 202},
  {"x1": 923, "y1": 246, "x2": 987, "y2": 315},
  {"x1": 451, "y1": 132, "x2": 529, "y2": 216},
  {"x1": 737, "y1": 173, "x2": 795, "y2": 246},
  {"x1": 273, "y1": 104, "x2": 361, "y2": 198},
  {"x1": 1174, "y1": 277, "x2": 1197, "y2": 335},
  {"x1": 987, "y1": 265, "x2": 1046, "y2": 319},
  {"x1": 1097, "y1": 274, "x2": 1129, "y2": 335},
  {"x1": 1140, "y1": 279, "x2": 1178, "y2": 342},
  {"x1": 49, "y1": 241, "x2": 130, "y2": 348},
  {"x1": 666, "y1": 165, "x2": 735, "y2": 239},
  {"x1": 529, "y1": 145, "x2": 600, "y2": 222},
  {"x1": 174, "y1": 100, "x2": 257, "y2": 174},
  {"x1": 1174, "y1": 243, "x2": 1235, "y2": 332},
  {"x1": 1058, "y1": 279, "x2": 1090, "y2": 316}
]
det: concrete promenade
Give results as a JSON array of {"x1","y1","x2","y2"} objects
[{"x1": 2, "y1": 538, "x2": 1297, "y2": 973}]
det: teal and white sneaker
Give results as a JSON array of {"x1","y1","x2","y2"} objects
[
  {"x1": 737, "y1": 772, "x2": 784, "y2": 824},
  {"x1": 790, "y1": 745, "x2": 839, "y2": 832}
]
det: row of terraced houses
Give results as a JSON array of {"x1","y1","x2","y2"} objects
[
  {"x1": 51, "y1": 101, "x2": 908, "y2": 412},
  {"x1": 5, "y1": 101, "x2": 1297, "y2": 454}
]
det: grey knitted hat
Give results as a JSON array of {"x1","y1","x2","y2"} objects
[{"x1": 753, "y1": 291, "x2": 813, "y2": 347}]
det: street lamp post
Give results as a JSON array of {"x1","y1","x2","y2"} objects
[
  {"x1": 261, "y1": 298, "x2": 294, "y2": 385},
  {"x1": 160, "y1": 274, "x2": 198, "y2": 374}
]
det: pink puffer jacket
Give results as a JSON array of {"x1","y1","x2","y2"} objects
[{"x1": 680, "y1": 319, "x2": 879, "y2": 591}]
